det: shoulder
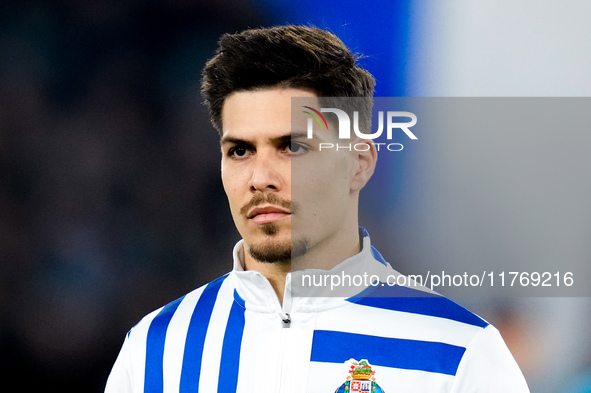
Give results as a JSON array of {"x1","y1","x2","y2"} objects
[
  {"x1": 126, "y1": 274, "x2": 233, "y2": 342},
  {"x1": 340, "y1": 285, "x2": 528, "y2": 388},
  {"x1": 339, "y1": 285, "x2": 489, "y2": 357},
  {"x1": 347, "y1": 284, "x2": 489, "y2": 329},
  {"x1": 450, "y1": 324, "x2": 530, "y2": 391},
  {"x1": 315, "y1": 284, "x2": 491, "y2": 377}
]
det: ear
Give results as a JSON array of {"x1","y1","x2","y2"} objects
[{"x1": 350, "y1": 140, "x2": 377, "y2": 192}]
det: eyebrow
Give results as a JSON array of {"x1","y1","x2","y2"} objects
[
  {"x1": 290, "y1": 132, "x2": 309, "y2": 140},
  {"x1": 220, "y1": 136, "x2": 249, "y2": 146},
  {"x1": 220, "y1": 132, "x2": 310, "y2": 146}
]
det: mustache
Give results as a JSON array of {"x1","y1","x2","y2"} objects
[{"x1": 240, "y1": 193, "x2": 298, "y2": 216}]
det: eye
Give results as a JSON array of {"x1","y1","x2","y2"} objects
[
  {"x1": 233, "y1": 146, "x2": 247, "y2": 156},
  {"x1": 228, "y1": 145, "x2": 252, "y2": 158},
  {"x1": 289, "y1": 142, "x2": 302, "y2": 153},
  {"x1": 285, "y1": 141, "x2": 309, "y2": 156}
]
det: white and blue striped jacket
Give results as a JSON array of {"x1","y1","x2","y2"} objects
[{"x1": 106, "y1": 230, "x2": 529, "y2": 393}]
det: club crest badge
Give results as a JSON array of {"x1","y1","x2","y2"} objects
[{"x1": 334, "y1": 359, "x2": 385, "y2": 393}]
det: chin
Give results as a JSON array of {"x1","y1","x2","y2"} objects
[
  {"x1": 247, "y1": 238, "x2": 292, "y2": 263},
  {"x1": 259, "y1": 222, "x2": 280, "y2": 235},
  {"x1": 246, "y1": 232, "x2": 309, "y2": 264}
]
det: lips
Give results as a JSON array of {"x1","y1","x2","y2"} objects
[{"x1": 247, "y1": 205, "x2": 291, "y2": 224}]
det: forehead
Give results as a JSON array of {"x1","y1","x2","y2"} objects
[{"x1": 221, "y1": 88, "x2": 319, "y2": 139}]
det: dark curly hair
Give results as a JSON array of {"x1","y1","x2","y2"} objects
[{"x1": 201, "y1": 25, "x2": 375, "y2": 134}]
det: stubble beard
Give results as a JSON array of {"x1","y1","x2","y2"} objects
[
  {"x1": 241, "y1": 193, "x2": 308, "y2": 263},
  {"x1": 247, "y1": 223, "x2": 309, "y2": 263}
]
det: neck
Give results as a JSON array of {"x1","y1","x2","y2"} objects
[
  {"x1": 243, "y1": 253, "x2": 291, "y2": 303},
  {"x1": 243, "y1": 224, "x2": 362, "y2": 302},
  {"x1": 293, "y1": 226, "x2": 361, "y2": 271}
]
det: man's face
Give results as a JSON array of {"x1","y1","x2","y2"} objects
[{"x1": 220, "y1": 88, "x2": 358, "y2": 265}]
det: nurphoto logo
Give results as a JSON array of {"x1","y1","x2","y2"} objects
[{"x1": 302, "y1": 106, "x2": 418, "y2": 152}]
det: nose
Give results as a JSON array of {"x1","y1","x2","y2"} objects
[{"x1": 249, "y1": 152, "x2": 283, "y2": 192}]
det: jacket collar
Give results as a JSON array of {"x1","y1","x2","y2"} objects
[{"x1": 229, "y1": 228, "x2": 395, "y2": 313}]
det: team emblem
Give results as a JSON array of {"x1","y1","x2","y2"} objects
[{"x1": 334, "y1": 359, "x2": 385, "y2": 393}]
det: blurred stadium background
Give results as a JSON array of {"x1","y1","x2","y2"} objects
[{"x1": 1, "y1": 0, "x2": 590, "y2": 391}]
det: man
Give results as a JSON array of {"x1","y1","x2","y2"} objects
[{"x1": 105, "y1": 25, "x2": 529, "y2": 392}]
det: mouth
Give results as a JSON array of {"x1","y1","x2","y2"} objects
[{"x1": 247, "y1": 205, "x2": 291, "y2": 225}]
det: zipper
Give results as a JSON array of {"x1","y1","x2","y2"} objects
[
  {"x1": 280, "y1": 288, "x2": 292, "y2": 328},
  {"x1": 277, "y1": 273, "x2": 293, "y2": 391},
  {"x1": 281, "y1": 312, "x2": 291, "y2": 327},
  {"x1": 276, "y1": 323, "x2": 291, "y2": 392},
  {"x1": 281, "y1": 273, "x2": 293, "y2": 328},
  {"x1": 253, "y1": 271, "x2": 293, "y2": 390}
]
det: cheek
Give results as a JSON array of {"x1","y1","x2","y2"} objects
[
  {"x1": 221, "y1": 172, "x2": 232, "y2": 196},
  {"x1": 221, "y1": 161, "x2": 242, "y2": 190},
  {"x1": 293, "y1": 154, "x2": 351, "y2": 195},
  {"x1": 221, "y1": 170, "x2": 241, "y2": 207}
]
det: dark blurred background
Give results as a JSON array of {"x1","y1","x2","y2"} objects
[{"x1": 0, "y1": 0, "x2": 269, "y2": 389}]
